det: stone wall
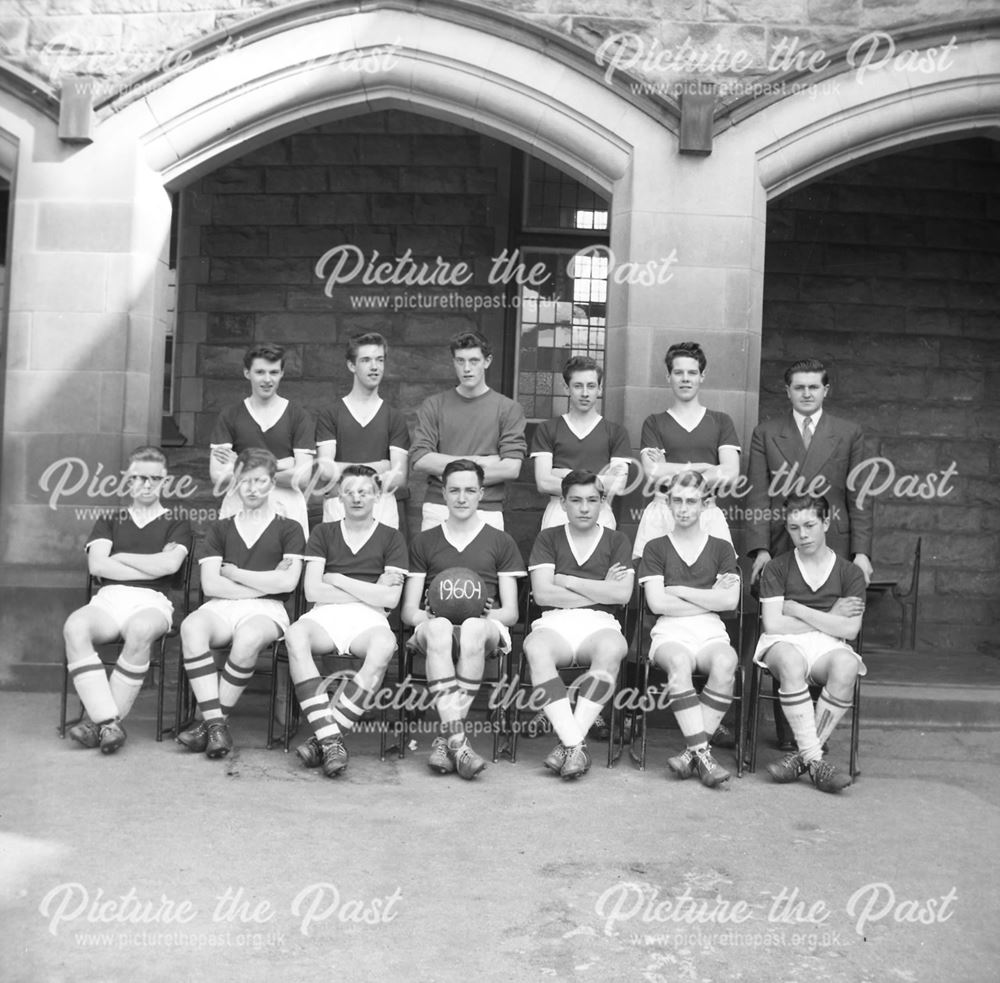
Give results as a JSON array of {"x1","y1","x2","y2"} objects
[
  {"x1": 6, "y1": 0, "x2": 990, "y2": 106},
  {"x1": 761, "y1": 138, "x2": 1000, "y2": 652}
]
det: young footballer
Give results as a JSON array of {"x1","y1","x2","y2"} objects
[
  {"x1": 209, "y1": 342, "x2": 315, "y2": 538},
  {"x1": 401, "y1": 459, "x2": 525, "y2": 779},
  {"x1": 634, "y1": 342, "x2": 740, "y2": 559},
  {"x1": 523, "y1": 470, "x2": 633, "y2": 779},
  {"x1": 178, "y1": 448, "x2": 305, "y2": 758},
  {"x1": 754, "y1": 494, "x2": 865, "y2": 793},
  {"x1": 638, "y1": 471, "x2": 740, "y2": 788},
  {"x1": 285, "y1": 465, "x2": 409, "y2": 778},
  {"x1": 62, "y1": 446, "x2": 193, "y2": 753},
  {"x1": 410, "y1": 332, "x2": 526, "y2": 531},
  {"x1": 531, "y1": 357, "x2": 631, "y2": 530},
  {"x1": 315, "y1": 333, "x2": 410, "y2": 530}
]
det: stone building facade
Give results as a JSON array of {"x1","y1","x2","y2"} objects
[{"x1": 0, "y1": 0, "x2": 997, "y2": 684}]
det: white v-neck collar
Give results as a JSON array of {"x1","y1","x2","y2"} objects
[
  {"x1": 667, "y1": 530, "x2": 709, "y2": 566},
  {"x1": 441, "y1": 520, "x2": 485, "y2": 552},
  {"x1": 341, "y1": 519, "x2": 379, "y2": 554},
  {"x1": 562, "y1": 413, "x2": 602, "y2": 441},
  {"x1": 794, "y1": 548, "x2": 837, "y2": 592},
  {"x1": 244, "y1": 396, "x2": 288, "y2": 433},
  {"x1": 564, "y1": 524, "x2": 602, "y2": 567},
  {"x1": 128, "y1": 505, "x2": 168, "y2": 529},
  {"x1": 667, "y1": 405, "x2": 706, "y2": 433},
  {"x1": 234, "y1": 510, "x2": 276, "y2": 548},
  {"x1": 342, "y1": 395, "x2": 383, "y2": 428}
]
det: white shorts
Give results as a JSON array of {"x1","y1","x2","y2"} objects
[
  {"x1": 221, "y1": 485, "x2": 309, "y2": 540},
  {"x1": 633, "y1": 498, "x2": 733, "y2": 559},
  {"x1": 753, "y1": 630, "x2": 867, "y2": 680},
  {"x1": 298, "y1": 602, "x2": 392, "y2": 654},
  {"x1": 540, "y1": 496, "x2": 616, "y2": 530},
  {"x1": 648, "y1": 612, "x2": 731, "y2": 661},
  {"x1": 421, "y1": 502, "x2": 504, "y2": 532},
  {"x1": 89, "y1": 585, "x2": 173, "y2": 635},
  {"x1": 409, "y1": 620, "x2": 513, "y2": 658},
  {"x1": 324, "y1": 491, "x2": 399, "y2": 528},
  {"x1": 529, "y1": 608, "x2": 624, "y2": 661},
  {"x1": 199, "y1": 598, "x2": 291, "y2": 638}
]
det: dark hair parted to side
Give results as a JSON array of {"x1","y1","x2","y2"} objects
[
  {"x1": 243, "y1": 343, "x2": 286, "y2": 370},
  {"x1": 442, "y1": 458, "x2": 485, "y2": 487},
  {"x1": 128, "y1": 446, "x2": 167, "y2": 469},
  {"x1": 235, "y1": 447, "x2": 278, "y2": 478},
  {"x1": 665, "y1": 341, "x2": 706, "y2": 373},
  {"x1": 340, "y1": 463, "x2": 382, "y2": 491},
  {"x1": 663, "y1": 469, "x2": 708, "y2": 497},
  {"x1": 449, "y1": 331, "x2": 492, "y2": 359},
  {"x1": 346, "y1": 332, "x2": 388, "y2": 363},
  {"x1": 562, "y1": 355, "x2": 604, "y2": 386},
  {"x1": 783, "y1": 493, "x2": 830, "y2": 522},
  {"x1": 560, "y1": 469, "x2": 604, "y2": 498},
  {"x1": 784, "y1": 358, "x2": 829, "y2": 387}
]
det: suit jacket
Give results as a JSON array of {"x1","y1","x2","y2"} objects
[{"x1": 745, "y1": 411, "x2": 873, "y2": 560}]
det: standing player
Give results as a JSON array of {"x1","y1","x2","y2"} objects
[
  {"x1": 523, "y1": 471, "x2": 633, "y2": 779},
  {"x1": 747, "y1": 358, "x2": 873, "y2": 586},
  {"x1": 178, "y1": 448, "x2": 304, "y2": 758},
  {"x1": 410, "y1": 332, "x2": 526, "y2": 531},
  {"x1": 401, "y1": 460, "x2": 525, "y2": 779},
  {"x1": 314, "y1": 332, "x2": 410, "y2": 531},
  {"x1": 209, "y1": 342, "x2": 315, "y2": 539},
  {"x1": 754, "y1": 494, "x2": 865, "y2": 793},
  {"x1": 285, "y1": 465, "x2": 409, "y2": 778},
  {"x1": 531, "y1": 356, "x2": 631, "y2": 530},
  {"x1": 62, "y1": 447, "x2": 192, "y2": 753},
  {"x1": 638, "y1": 471, "x2": 740, "y2": 788},
  {"x1": 634, "y1": 342, "x2": 740, "y2": 559}
]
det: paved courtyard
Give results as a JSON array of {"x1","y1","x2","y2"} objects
[{"x1": 2, "y1": 691, "x2": 998, "y2": 983}]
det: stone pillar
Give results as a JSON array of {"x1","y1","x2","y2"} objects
[{"x1": 1, "y1": 131, "x2": 172, "y2": 575}]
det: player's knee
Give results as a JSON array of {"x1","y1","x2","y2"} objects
[
  {"x1": 423, "y1": 617, "x2": 453, "y2": 649},
  {"x1": 826, "y1": 651, "x2": 860, "y2": 690},
  {"x1": 62, "y1": 612, "x2": 92, "y2": 650},
  {"x1": 459, "y1": 617, "x2": 489, "y2": 646},
  {"x1": 710, "y1": 645, "x2": 738, "y2": 677},
  {"x1": 122, "y1": 618, "x2": 163, "y2": 648},
  {"x1": 660, "y1": 649, "x2": 691, "y2": 680},
  {"x1": 366, "y1": 631, "x2": 396, "y2": 671},
  {"x1": 232, "y1": 625, "x2": 271, "y2": 658}
]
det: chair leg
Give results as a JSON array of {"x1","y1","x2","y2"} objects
[
  {"x1": 638, "y1": 660, "x2": 650, "y2": 771},
  {"x1": 59, "y1": 659, "x2": 70, "y2": 738},
  {"x1": 508, "y1": 653, "x2": 527, "y2": 765},
  {"x1": 266, "y1": 643, "x2": 280, "y2": 750},
  {"x1": 155, "y1": 635, "x2": 168, "y2": 742},
  {"x1": 734, "y1": 666, "x2": 745, "y2": 779},
  {"x1": 282, "y1": 664, "x2": 296, "y2": 752}
]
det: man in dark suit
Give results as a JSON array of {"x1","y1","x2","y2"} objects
[
  {"x1": 747, "y1": 358, "x2": 873, "y2": 585},
  {"x1": 745, "y1": 358, "x2": 873, "y2": 750}
]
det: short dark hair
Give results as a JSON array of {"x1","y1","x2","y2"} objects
[
  {"x1": 346, "y1": 333, "x2": 387, "y2": 364},
  {"x1": 128, "y1": 446, "x2": 167, "y2": 469},
  {"x1": 243, "y1": 343, "x2": 285, "y2": 370},
  {"x1": 784, "y1": 494, "x2": 830, "y2": 521},
  {"x1": 442, "y1": 458, "x2": 484, "y2": 487},
  {"x1": 784, "y1": 358, "x2": 829, "y2": 387},
  {"x1": 562, "y1": 356, "x2": 604, "y2": 386},
  {"x1": 235, "y1": 447, "x2": 277, "y2": 478},
  {"x1": 340, "y1": 463, "x2": 382, "y2": 491},
  {"x1": 449, "y1": 331, "x2": 492, "y2": 359},
  {"x1": 664, "y1": 469, "x2": 707, "y2": 497},
  {"x1": 561, "y1": 469, "x2": 603, "y2": 498},
  {"x1": 665, "y1": 342, "x2": 706, "y2": 373}
]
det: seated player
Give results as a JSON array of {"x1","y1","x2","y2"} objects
[
  {"x1": 178, "y1": 448, "x2": 305, "y2": 759},
  {"x1": 523, "y1": 470, "x2": 633, "y2": 779},
  {"x1": 638, "y1": 471, "x2": 740, "y2": 788},
  {"x1": 285, "y1": 465, "x2": 408, "y2": 778},
  {"x1": 62, "y1": 446, "x2": 192, "y2": 753},
  {"x1": 754, "y1": 494, "x2": 865, "y2": 794},
  {"x1": 401, "y1": 459, "x2": 525, "y2": 779},
  {"x1": 531, "y1": 356, "x2": 631, "y2": 530}
]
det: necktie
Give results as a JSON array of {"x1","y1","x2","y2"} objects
[{"x1": 802, "y1": 416, "x2": 813, "y2": 450}]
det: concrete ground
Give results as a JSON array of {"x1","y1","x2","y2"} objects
[{"x1": 2, "y1": 690, "x2": 998, "y2": 983}]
